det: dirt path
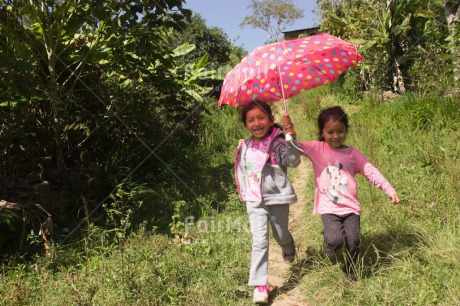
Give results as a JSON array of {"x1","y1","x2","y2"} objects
[
  {"x1": 267, "y1": 150, "x2": 310, "y2": 306},
  {"x1": 261, "y1": 104, "x2": 310, "y2": 305}
]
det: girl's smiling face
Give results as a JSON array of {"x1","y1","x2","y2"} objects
[
  {"x1": 245, "y1": 106, "x2": 274, "y2": 143},
  {"x1": 322, "y1": 118, "x2": 347, "y2": 148}
]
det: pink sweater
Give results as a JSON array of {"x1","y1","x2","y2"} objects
[{"x1": 299, "y1": 140, "x2": 396, "y2": 215}]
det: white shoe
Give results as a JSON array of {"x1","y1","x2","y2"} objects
[{"x1": 253, "y1": 285, "x2": 270, "y2": 304}]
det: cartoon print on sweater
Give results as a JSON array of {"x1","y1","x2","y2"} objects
[
  {"x1": 322, "y1": 161, "x2": 348, "y2": 204},
  {"x1": 246, "y1": 162, "x2": 260, "y2": 189},
  {"x1": 268, "y1": 150, "x2": 279, "y2": 165}
]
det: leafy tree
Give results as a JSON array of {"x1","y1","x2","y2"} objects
[
  {"x1": 240, "y1": 0, "x2": 304, "y2": 43},
  {"x1": 0, "y1": 0, "x2": 229, "y2": 237},
  {"x1": 173, "y1": 13, "x2": 233, "y2": 67},
  {"x1": 316, "y1": 0, "x2": 450, "y2": 93},
  {"x1": 0, "y1": 0, "x2": 192, "y2": 172},
  {"x1": 228, "y1": 44, "x2": 248, "y2": 65}
]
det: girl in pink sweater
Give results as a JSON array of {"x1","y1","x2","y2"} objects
[{"x1": 283, "y1": 106, "x2": 400, "y2": 280}]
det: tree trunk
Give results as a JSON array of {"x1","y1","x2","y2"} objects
[
  {"x1": 42, "y1": 6, "x2": 66, "y2": 170},
  {"x1": 444, "y1": 0, "x2": 460, "y2": 81},
  {"x1": 47, "y1": 53, "x2": 65, "y2": 169},
  {"x1": 391, "y1": 38, "x2": 406, "y2": 93},
  {"x1": 392, "y1": 58, "x2": 406, "y2": 93},
  {"x1": 387, "y1": 0, "x2": 406, "y2": 93}
]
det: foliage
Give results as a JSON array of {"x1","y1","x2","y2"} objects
[
  {"x1": 169, "y1": 12, "x2": 248, "y2": 100},
  {"x1": 0, "y1": 0, "x2": 192, "y2": 171},
  {"x1": 0, "y1": 209, "x2": 17, "y2": 249},
  {"x1": 316, "y1": 0, "x2": 452, "y2": 93},
  {"x1": 444, "y1": 0, "x2": 460, "y2": 80},
  {"x1": 0, "y1": 0, "x2": 228, "y2": 242},
  {"x1": 228, "y1": 44, "x2": 248, "y2": 65},
  {"x1": 240, "y1": 0, "x2": 304, "y2": 43},
  {"x1": 0, "y1": 0, "x2": 193, "y2": 170},
  {"x1": 103, "y1": 184, "x2": 144, "y2": 247},
  {"x1": 0, "y1": 218, "x2": 252, "y2": 304},
  {"x1": 169, "y1": 200, "x2": 186, "y2": 238},
  {"x1": 170, "y1": 43, "x2": 221, "y2": 101},
  {"x1": 172, "y1": 13, "x2": 233, "y2": 67}
]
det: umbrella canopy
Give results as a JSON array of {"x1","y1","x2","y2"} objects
[{"x1": 218, "y1": 33, "x2": 363, "y2": 109}]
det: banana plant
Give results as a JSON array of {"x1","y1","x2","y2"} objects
[
  {"x1": 0, "y1": 0, "x2": 191, "y2": 169},
  {"x1": 170, "y1": 43, "x2": 221, "y2": 102}
]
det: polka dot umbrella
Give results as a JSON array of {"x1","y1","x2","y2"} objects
[{"x1": 217, "y1": 33, "x2": 363, "y2": 111}]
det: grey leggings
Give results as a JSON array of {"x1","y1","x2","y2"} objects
[
  {"x1": 246, "y1": 202, "x2": 295, "y2": 286},
  {"x1": 321, "y1": 213, "x2": 360, "y2": 272}
]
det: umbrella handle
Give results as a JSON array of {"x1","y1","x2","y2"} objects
[
  {"x1": 277, "y1": 65, "x2": 288, "y2": 114},
  {"x1": 285, "y1": 134, "x2": 304, "y2": 152},
  {"x1": 277, "y1": 65, "x2": 302, "y2": 151}
]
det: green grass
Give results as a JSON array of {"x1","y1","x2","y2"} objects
[
  {"x1": 1, "y1": 214, "x2": 253, "y2": 305},
  {"x1": 1, "y1": 91, "x2": 459, "y2": 305}
]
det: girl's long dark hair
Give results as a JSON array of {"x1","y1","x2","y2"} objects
[{"x1": 317, "y1": 106, "x2": 349, "y2": 141}]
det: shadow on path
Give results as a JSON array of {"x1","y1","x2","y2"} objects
[{"x1": 267, "y1": 247, "x2": 322, "y2": 304}]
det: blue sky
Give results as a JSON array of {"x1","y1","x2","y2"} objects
[{"x1": 183, "y1": 0, "x2": 319, "y2": 52}]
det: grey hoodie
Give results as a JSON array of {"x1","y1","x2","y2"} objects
[{"x1": 235, "y1": 127, "x2": 301, "y2": 205}]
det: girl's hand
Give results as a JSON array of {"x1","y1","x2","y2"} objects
[
  {"x1": 390, "y1": 193, "x2": 400, "y2": 204},
  {"x1": 282, "y1": 114, "x2": 297, "y2": 139}
]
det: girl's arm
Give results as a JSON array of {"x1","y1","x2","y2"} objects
[
  {"x1": 234, "y1": 140, "x2": 247, "y2": 201},
  {"x1": 356, "y1": 151, "x2": 400, "y2": 204},
  {"x1": 275, "y1": 138, "x2": 301, "y2": 168}
]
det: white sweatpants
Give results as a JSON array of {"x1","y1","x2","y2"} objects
[{"x1": 246, "y1": 201, "x2": 295, "y2": 286}]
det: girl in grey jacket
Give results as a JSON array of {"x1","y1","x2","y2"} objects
[{"x1": 234, "y1": 101, "x2": 301, "y2": 304}]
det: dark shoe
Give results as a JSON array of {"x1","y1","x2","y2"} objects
[{"x1": 283, "y1": 249, "x2": 295, "y2": 263}]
